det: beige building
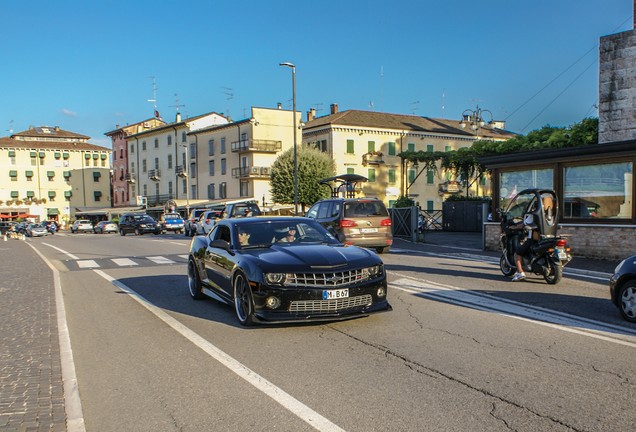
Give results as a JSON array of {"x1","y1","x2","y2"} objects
[
  {"x1": 124, "y1": 111, "x2": 230, "y2": 208},
  {"x1": 187, "y1": 106, "x2": 300, "y2": 207},
  {"x1": 302, "y1": 104, "x2": 516, "y2": 210},
  {"x1": 0, "y1": 126, "x2": 111, "y2": 225}
]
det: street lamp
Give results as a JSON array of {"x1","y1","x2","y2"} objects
[
  {"x1": 178, "y1": 143, "x2": 190, "y2": 217},
  {"x1": 279, "y1": 61, "x2": 298, "y2": 216},
  {"x1": 459, "y1": 105, "x2": 494, "y2": 132}
]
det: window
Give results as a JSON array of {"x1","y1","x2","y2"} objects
[
  {"x1": 208, "y1": 183, "x2": 215, "y2": 199},
  {"x1": 168, "y1": 154, "x2": 173, "y2": 169},
  {"x1": 427, "y1": 169, "x2": 435, "y2": 184},
  {"x1": 407, "y1": 143, "x2": 415, "y2": 152},
  {"x1": 388, "y1": 142, "x2": 396, "y2": 156},
  {"x1": 48, "y1": 191, "x2": 56, "y2": 201},
  {"x1": 427, "y1": 200, "x2": 434, "y2": 211},
  {"x1": 168, "y1": 181, "x2": 173, "y2": 196},
  {"x1": 47, "y1": 171, "x2": 55, "y2": 180},
  {"x1": 130, "y1": 144, "x2": 135, "y2": 154},
  {"x1": 208, "y1": 139, "x2": 215, "y2": 156},
  {"x1": 346, "y1": 139, "x2": 354, "y2": 154},
  {"x1": 25, "y1": 170, "x2": 33, "y2": 179},
  {"x1": 155, "y1": 183, "x2": 160, "y2": 196},
  {"x1": 368, "y1": 168, "x2": 376, "y2": 182},
  {"x1": 563, "y1": 161, "x2": 632, "y2": 219},
  {"x1": 221, "y1": 158, "x2": 226, "y2": 175},
  {"x1": 368, "y1": 141, "x2": 375, "y2": 153},
  {"x1": 93, "y1": 172, "x2": 101, "y2": 182},
  {"x1": 182, "y1": 132, "x2": 187, "y2": 142},
  {"x1": 189, "y1": 142, "x2": 196, "y2": 158},
  {"x1": 154, "y1": 158, "x2": 159, "y2": 170},
  {"x1": 190, "y1": 162, "x2": 196, "y2": 178},
  {"x1": 142, "y1": 141, "x2": 146, "y2": 151},
  {"x1": 94, "y1": 191, "x2": 102, "y2": 202},
  {"x1": 388, "y1": 169, "x2": 396, "y2": 184},
  {"x1": 499, "y1": 168, "x2": 553, "y2": 211},
  {"x1": 427, "y1": 144, "x2": 434, "y2": 152},
  {"x1": 240, "y1": 181, "x2": 249, "y2": 197},
  {"x1": 347, "y1": 168, "x2": 355, "y2": 175},
  {"x1": 209, "y1": 160, "x2": 215, "y2": 176},
  {"x1": 408, "y1": 168, "x2": 416, "y2": 183},
  {"x1": 191, "y1": 184, "x2": 197, "y2": 200},
  {"x1": 182, "y1": 178, "x2": 187, "y2": 194},
  {"x1": 142, "y1": 159, "x2": 147, "y2": 173},
  {"x1": 219, "y1": 182, "x2": 227, "y2": 199},
  {"x1": 154, "y1": 138, "x2": 159, "y2": 148},
  {"x1": 54, "y1": 152, "x2": 60, "y2": 159},
  {"x1": 445, "y1": 145, "x2": 452, "y2": 152},
  {"x1": 221, "y1": 138, "x2": 226, "y2": 154},
  {"x1": 143, "y1": 184, "x2": 148, "y2": 196},
  {"x1": 167, "y1": 135, "x2": 172, "y2": 146}
]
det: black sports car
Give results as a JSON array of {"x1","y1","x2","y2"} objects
[
  {"x1": 187, "y1": 216, "x2": 390, "y2": 326},
  {"x1": 609, "y1": 254, "x2": 636, "y2": 323}
]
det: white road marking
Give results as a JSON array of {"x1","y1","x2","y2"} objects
[
  {"x1": 178, "y1": 254, "x2": 189, "y2": 260},
  {"x1": 111, "y1": 258, "x2": 138, "y2": 266},
  {"x1": 76, "y1": 260, "x2": 99, "y2": 268},
  {"x1": 93, "y1": 270, "x2": 345, "y2": 432},
  {"x1": 390, "y1": 276, "x2": 636, "y2": 348},
  {"x1": 42, "y1": 242, "x2": 79, "y2": 260},
  {"x1": 147, "y1": 256, "x2": 176, "y2": 265}
]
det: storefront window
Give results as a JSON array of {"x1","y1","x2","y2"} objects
[
  {"x1": 563, "y1": 162, "x2": 632, "y2": 219},
  {"x1": 499, "y1": 168, "x2": 553, "y2": 210}
]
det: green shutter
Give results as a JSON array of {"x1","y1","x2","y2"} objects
[
  {"x1": 93, "y1": 171, "x2": 101, "y2": 178},
  {"x1": 54, "y1": 152, "x2": 61, "y2": 159},
  {"x1": 63, "y1": 171, "x2": 71, "y2": 178},
  {"x1": 388, "y1": 142, "x2": 396, "y2": 156},
  {"x1": 94, "y1": 191, "x2": 102, "y2": 197},
  {"x1": 408, "y1": 143, "x2": 415, "y2": 152},
  {"x1": 445, "y1": 145, "x2": 452, "y2": 152},
  {"x1": 48, "y1": 191, "x2": 56, "y2": 198},
  {"x1": 101, "y1": 154, "x2": 107, "y2": 160},
  {"x1": 388, "y1": 200, "x2": 396, "y2": 208},
  {"x1": 427, "y1": 169, "x2": 434, "y2": 184},
  {"x1": 30, "y1": 151, "x2": 36, "y2": 157},
  {"x1": 409, "y1": 169, "x2": 415, "y2": 183},
  {"x1": 93, "y1": 153, "x2": 99, "y2": 159},
  {"x1": 368, "y1": 169, "x2": 376, "y2": 182},
  {"x1": 63, "y1": 152, "x2": 69, "y2": 159},
  {"x1": 347, "y1": 168, "x2": 355, "y2": 175},
  {"x1": 10, "y1": 191, "x2": 18, "y2": 198},
  {"x1": 26, "y1": 191, "x2": 34, "y2": 197},
  {"x1": 64, "y1": 190, "x2": 72, "y2": 198},
  {"x1": 9, "y1": 170, "x2": 17, "y2": 177},
  {"x1": 346, "y1": 139, "x2": 354, "y2": 154},
  {"x1": 388, "y1": 169, "x2": 396, "y2": 184},
  {"x1": 47, "y1": 208, "x2": 59, "y2": 215},
  {"x1": 368, "y1": 141, "x2": 375, "y2": 153},
  {"x1": 39, "y1": 151, "x2": 45, "y2": 158},
  {"x1": 47, "y1": 171, "x2": 55, "y2": 177},
  {"x1": 8, "y1": 150, "x2": 15, "y2": 157},
  {"x1": 84, "y1": 153, "x2": 90, "y2": 159},
  {"x1": 427, "y1": 144, "x2": 434, "y2": 152},
  {"x1": 25, "y1": 170, "x2": 33, "y2": 177}
]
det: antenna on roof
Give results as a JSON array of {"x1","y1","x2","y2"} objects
[
  {"x1": 148, "y1": 76, "x2": 159, "y2": 117},
  {"x1": 410, "y1": 100, "x2": 420, "y2": 115},
  {"x1": 369, "y1": 101, "x2": 374, "y2": 110},
  {"x1": 6, "y1": 119, "x2": 13, "y2": 134},
  {"x1": 221, "y1": 86, "x2": 233, "y2": 117},
  {"x1": 442, "y1": 89, "x2": 445, "y2": 116},
  {"x1": 169, "y1": 93, "x2": 185, "y2": 113}
]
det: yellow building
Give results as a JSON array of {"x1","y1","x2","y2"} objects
[
  {"x1": 302, "y1": 105, "x2": 516, "y2": 210},
  {"x1": 0, "y1": 126, "x2": 111, "y2": 225}
]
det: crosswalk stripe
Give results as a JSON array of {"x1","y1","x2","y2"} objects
[
  {"x1": 111, "y1": 258, "x2": 139, "y2": 266},
  {"x1": 178, "y1": 254, "x2": 189, "y2": 260},
  {"x1": 147, "y1": 256, "x2": 176, "y2": 265},
  {"x1": 77, "y1": 260, "x2": 99, "y2": 268}
]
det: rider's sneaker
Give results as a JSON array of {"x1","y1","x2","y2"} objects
[{"x1": 512, "y1": 272, "x2": 526, "y2": 282}]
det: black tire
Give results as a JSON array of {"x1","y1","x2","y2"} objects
[
  {"x1": 544, "y1": 260, "x2": 563, "y2": 285},
  {"x1": 500, "y1": 253, "x2": 515, "y2": 277},
  {"x1": 233, "y1": 272, "x2": 254, "y2": 326},
  {"x1": 375, "y1": 246, "x2": 390, "y2": 254},
  {"x1": 120, "y1": 229, "x2": 126, "y2": 236},
  {"x1": 618, "y1": 281, "x2": 636, "y2": 323},
  {"x1": 187, "y1": 259, "x2": 205, "y2": 300}
]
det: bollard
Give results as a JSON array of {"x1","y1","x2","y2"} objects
[{"x1": 3, "y1": 233, "x2": 6, "y2": 241}]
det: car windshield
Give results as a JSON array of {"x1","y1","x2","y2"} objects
[
  {"x1": 133, "y1": 215, "x2": 154, "y2": 223},
  {"x1": 344, "y1": 201, "x2": 388, "y2": 217},
  {"x1": 164, "y1": 214, "x2": 181, "y2": 220},
  {"x1": 233, "y1": 220, "x2": 340, "y2": 249},
  {"x1": 505, "y1": 193, "x2": 536, "y2": 219}
]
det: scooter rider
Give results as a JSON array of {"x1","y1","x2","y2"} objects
[{"x1": 510, "y1": 199, "x2": 539, "y2": 282}]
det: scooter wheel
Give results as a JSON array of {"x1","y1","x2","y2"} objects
[
  {"x1": 500, "y1": 254, "x2": 515, "y2": 277},
  {"x1": 544, "y1": 261, "x2": 563, "y2": 285}
]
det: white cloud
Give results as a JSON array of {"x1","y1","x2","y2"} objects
[{"x1": 61, "y1": 108, "x2": 77, "y2": 117}]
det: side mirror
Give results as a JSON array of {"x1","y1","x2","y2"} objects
[{"x1": 210, "y1": 239, "x2": 235, "y2": 255}]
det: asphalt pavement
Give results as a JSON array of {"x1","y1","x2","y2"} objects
[{"x1": 0, "y1": 231, "x2": 618, "y2": 431}]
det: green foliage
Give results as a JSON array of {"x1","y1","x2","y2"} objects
[
  {"x1": 393, "y1": 196, "x2": 415, "y2": 208},
  {"x1": 270, "y1": 144, "x2": 335, "y2": 208}
]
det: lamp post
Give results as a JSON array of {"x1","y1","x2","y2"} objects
[
  {"x1": 178, "y1": 143, "x2": 190, "y2": 217},
  {"x1": 279, "y1": 62, "x2": 298, "y2": 216},
  {"x1": 459, "y1": 105, "x2": 493, "y2": 134}
]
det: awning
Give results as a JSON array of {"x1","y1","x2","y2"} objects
[{"x1": 47, "y1": 208, "x2": 59, "y2": 215}]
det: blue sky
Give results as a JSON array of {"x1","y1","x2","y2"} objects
[{"x1": 1, "y1": 0, "x2": 631, "y2": 148}]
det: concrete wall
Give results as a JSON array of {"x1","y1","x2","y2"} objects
[
  {"x1": 599, "y1": 29, "x2": 636, "y2": 143},
  {"x1": 484, "y1": 222, "x2": 635, "y2": 261}
]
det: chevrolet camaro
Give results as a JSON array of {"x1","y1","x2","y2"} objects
[{"x1": 187, "y1": 216, "x2": 390, "y2": 326}]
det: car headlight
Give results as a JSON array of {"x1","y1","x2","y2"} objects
[
  {"x1": 362, "y1": 264, "x2": 383, "y2": 279},
  {"x1": 265, "y1": 273, "x2": 287, "y2": 285}
]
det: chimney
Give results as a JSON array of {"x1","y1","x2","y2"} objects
[
  {"x1": 330, "y1": 103, "x2": 339, "y2": 114},
  {"x1": 54, "y1": 126, "x2": 60, "y2": 131},
  {"x1": 277, "y1": 102, "x2": 282, "y2": 110},
  {"x1": 307, "y1": 108, "x2": 316, "y2": 122},
  {"x1": 176, "y1": 112, "x2": 182, "y2": 122}
]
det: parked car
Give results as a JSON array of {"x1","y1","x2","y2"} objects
[
  {"x1": 187, "y1": 216, "x2": 391, "y2": 326},
  {"x1": 26, "y1": 223, "x2": 48, "y2": 237},
  {"x1": 159, "y1": 213, "x2": 185, "y2": 234},
  {"x1": 184, "y1": 208, "x2": 206, "y2": 237},
  {"x1": 609, "y1": 255, "x2": 636, "y2": 322},
  {"x1": 118, "y1": 213, "x2": 161, "y2": 236},
  {"x1": 221, "y1": 201, "x2": 262, "y2": 218},
  {"x1": 94, "y1": 220, "x2": 118, "y2": 234},
  {"x1": 305, "y1": 197, "x2": 393, "y2": 254},
  {"x1": 71, "y1": 219, "x2": 94, "y2": 233},
  {"x1": 195, "y1": 209, "x2": 223, "y2": 235}
]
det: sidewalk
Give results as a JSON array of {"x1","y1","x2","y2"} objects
[
  {"x1": 0, "y1": 239, "x2": 67, "y2": 432},
  {"x1": 396, "y1": 230, "x2": 618, "y2": 275}
]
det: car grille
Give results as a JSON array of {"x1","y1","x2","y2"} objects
[
  {"x1": 286, "y1": 269, "x2": 371, "y2": 287},
  {"x1": 289, "y1": 295, "x2": 373, "y2": 313}
]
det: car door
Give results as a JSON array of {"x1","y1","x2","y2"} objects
[{"x1": 204, "y1": 224, "x2": 235, "y2": 299}]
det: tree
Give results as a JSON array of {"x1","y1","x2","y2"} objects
[{"x1": 270, "y1": 144, "x2": 335, "y2": 211}]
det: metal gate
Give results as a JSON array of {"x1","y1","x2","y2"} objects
[{"x1": 390, "y1": 206, "x2": 418, "y2": 242}]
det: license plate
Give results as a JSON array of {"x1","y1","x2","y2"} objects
[
  {"x1": 556, "y1": 247, "x2": 567, "y2": 260},
  {"x1": 323, "y1": 289, "x2": 349, "y2": 300},
  {"x1": 360, "y1": 228, "x2": 378, "y2": 233}
]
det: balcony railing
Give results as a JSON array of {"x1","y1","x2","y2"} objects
[
  {"x1": 125, "y1": 173, "x2": 135, "y2": 184},
  {"x1": 362, "y1": 152, "x2": 385, "y2": 166},
  {"x1": 176, "y1": 166, "x2": 187, "y2": 178},
  {"x1": 231, "y1": 166, "x2": 272, "y2": 179},
  {"x1": 231, "y1": 139, "x2": 282, "y2": 153},
  {"x1": 148, "y1": 169, "x2": 161, "y2": 181}
]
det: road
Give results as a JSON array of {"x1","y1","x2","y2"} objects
[{"x1": 22, "y1": 232, "x2": 636, "y2": 431}]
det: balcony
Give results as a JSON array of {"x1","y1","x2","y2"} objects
[
  {"x1": 231, "y1": 166, "x2": 271, "y2": 179},
  {"x1": 148, "y1": 169, "x2": 161, "y2": 181},
  {"x1": 362, "y1": 151, "x2": 385, "y2": 166},
  {"x1": 125, "y1": 173, "x2": 135, "y2": 184},
  {"x1": 438, "y1": 180, "x2": 463, "y2": 195},
  {"x1": 176, "y1": 165, "x2": 187, "y2": 178},
  {"x1": 231, "y1": 139, "x2": 282, "y2": 153}
]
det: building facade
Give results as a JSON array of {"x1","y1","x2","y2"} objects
[
  {"x1": 105, "y1": 117, "x2": 166, "y2": 207},
  {"x1": 0, "y1": 126, "x2": 111, "y2": 226},
  {"x1": 302, "y1": 104, "x2": 516, "y2": 210}
]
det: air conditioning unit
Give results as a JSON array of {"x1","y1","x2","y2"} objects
[{"x1": 260, "y1": 167, "x2": 270, "y2": 175}]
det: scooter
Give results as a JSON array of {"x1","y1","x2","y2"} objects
[{"x1": 499, "y1": 189, "x2": 572, "y2": 284}]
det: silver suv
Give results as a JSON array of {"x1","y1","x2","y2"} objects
[
  {"x1": 305, "y1": 198, "x2": 393, "y2": 253},
  {"x1": 184, "y1": 209, "x2": 206, "y2": 237}
]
